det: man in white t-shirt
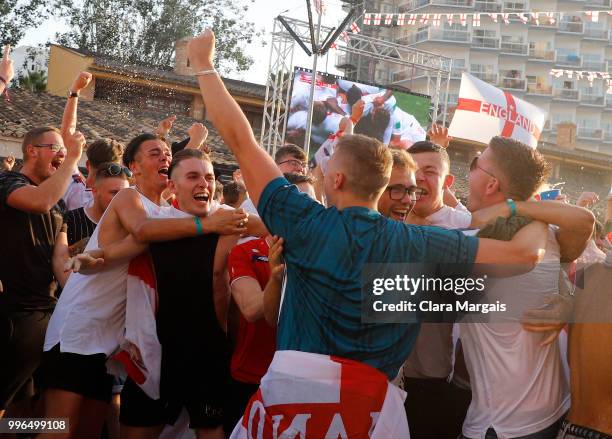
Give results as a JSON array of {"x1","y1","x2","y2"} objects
[
  {"x1": 398, "y1": 140, "x2": 475, "y2": 438},
  {"x1": 37, "y1": 133, "x2": 247, "y2": 438},
  {"x1": 458, "y1": 137, "x2": 595, "y2": 439}
]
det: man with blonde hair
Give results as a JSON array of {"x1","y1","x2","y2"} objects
[{"x1": 187, "y1": 29, "x2": 551, "y2": 438}]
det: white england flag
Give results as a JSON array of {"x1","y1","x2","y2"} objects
[{"x1": 448, "y1": 73, "x2": 547, "y2": 148}]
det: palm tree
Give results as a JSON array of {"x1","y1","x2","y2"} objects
[{"x1": 17, "y1": 70, "x2": 47, "y2": 93}]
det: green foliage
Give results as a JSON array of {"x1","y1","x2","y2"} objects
[
  {"x1": 16, "y1": 70, "x2": 47, "y2": 92},
  {"x1": 53, "y1": 0, "x2": 263, "y2": 74},
  {"x1": 0, "y1": 0, "x2": 51, "y2": 46}
]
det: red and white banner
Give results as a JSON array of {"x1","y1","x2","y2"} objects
[
  {"x1": 229, "y1": 351, "x2": 409, "y2": 439},
  {"x1": 448, "y1": 73, "x2": 547, "y2": 148},
  {"x1": 111, "y1": 253, "x2": 161, "y2": 399}
]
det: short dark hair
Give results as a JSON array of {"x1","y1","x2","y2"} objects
[
  {"x1": 408, "y1": 141, "x2": 450, "y2": 170},
  {"x1": 168, "y1": 148, "x2": 211, "y2": 178},
  {"x1": 87, "y1": 138, "x2": 124, "y2": 168},
  {"x1": 223, "y1": 181, "x2": 247, "y2": 206},
  {"x1": 21, "y1": 126, "x2": 60, "y2": 159},
  {"x1": 275, "y1": 144, "x2": 307, "y2": 163},
  {"x1": 488, "y1": 136, "x2": 551, "y2": 201},
  {"x1": 123, "y1": 133, "x2": 160, "y2": 167},
  {"x1": 312, "y1": 102, "x2": 327, "y2": 126},
  {"x1": 283, "y1": 172, "x2": 314, "y2": 185},
  {"x1": 94, "y1": 162, "x2": 130, "y2": 183},
  {"x1": 346, "y1": 84, "x2": 362, "y2": 107}
]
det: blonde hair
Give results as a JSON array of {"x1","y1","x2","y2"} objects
[
  {"x1": 334, "y1": 134, "x2": 393, "y2": 200},
  {"x1": 390, "y1": 149, "x2": 418, "y2": 173}
]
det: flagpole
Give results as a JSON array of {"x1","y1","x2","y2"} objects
[{"x1": 304, "y1": 3, "x2": 322, "y2": 160}]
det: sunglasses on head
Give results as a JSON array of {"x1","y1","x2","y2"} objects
[
  {"x1": 33, "y1": 143, "x2": 64, "y2": 153},
  {"x1": 100, "y1": 163, "x2": 133, "y2": 178}
]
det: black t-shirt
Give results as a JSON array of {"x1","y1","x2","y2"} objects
[
  {"x1": 0, "y1": 171, "x2": 67, "y2": 311},
  {"x1": 63, "y1": 207, "x2": 96, "y2": 245},
  {"x1": 149, "y1": 234, "x2": 229, "y2": 395}
]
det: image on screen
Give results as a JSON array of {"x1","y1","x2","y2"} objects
[{"x1": 285, "y1": 67, "x2": 432, "y2": 160}]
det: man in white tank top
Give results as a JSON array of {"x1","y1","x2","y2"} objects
[
  {"x1": 38, "y1": 133, "x2": 248, "y2": 438},
  {"x1": 459, "y1": 138, "x2": 594, "y2": 439}
]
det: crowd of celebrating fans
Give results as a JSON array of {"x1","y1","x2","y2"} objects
[{"x1": 0, "y1": 31, "x2": 611, "y2": 439}]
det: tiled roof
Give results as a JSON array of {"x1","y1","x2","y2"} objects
[
  {"x1": 0, "y1": 89, "x2": 248, "y2": 169},
  {"x1": 58, "y1": 45, "x2": 266, "y2": 100}
]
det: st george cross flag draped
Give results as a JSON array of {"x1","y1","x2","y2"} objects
[{"x1": 448, "y1": 73, "x2": 547, "y2": 148}]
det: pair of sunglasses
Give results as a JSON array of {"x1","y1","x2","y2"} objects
[{"x1": 101, "y1": 163, "x2": 133, "y2": 178}]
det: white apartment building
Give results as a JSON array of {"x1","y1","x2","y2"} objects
[{"x1": 339, "y1": 0, "x2": 612, "y2": 155}]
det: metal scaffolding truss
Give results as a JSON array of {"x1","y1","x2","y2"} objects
[
  {"x1": 260, "y1": 15, "x2": 453, "y2": 156},
  {"x1": 260, "y1": 17, "x2": 333, "y2": 155}
]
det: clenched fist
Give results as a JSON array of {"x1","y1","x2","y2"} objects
[
  {"x1": 63, "y1": 130, "x2": 86, "y2": 160},
  {"x1": 187, "y1": 29, "x2": 216, "y2": 71},
  {"x1": 71, "y1": 71, "x2": 93, "y2": 94},
  {"x1": 187, "y1": 123, "x2": 209, "y2": 150},
  {"x1": 0, "y1": 44, "x2": 14, "y2": 87}
]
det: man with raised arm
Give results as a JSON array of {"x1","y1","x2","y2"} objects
[
  {"x1": 37, "y1": 133, "x2": 247, "y2": 438},
  {"x1": 0, "y1": 126, "x2": 85, "y2": 419},
  {"x1": 0, "y1": 44, "x2": 14, "y2": 97},
  {"x1": 186, "y1": 30, "x2": 549, "y2": 438},
  {"x1": 60, "y1": 72, "x2": 94, "y2": 210}
]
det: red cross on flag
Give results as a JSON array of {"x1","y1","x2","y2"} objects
[
  {"x1": 350, "y1": 22, "x2": 361, "y2": 33},
  {"x1": 448, "y1": 73, "x2": 547, "y2": 148}
]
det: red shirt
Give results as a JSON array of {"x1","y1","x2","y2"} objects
[{"x1": 228, "y1": 237, "x2": 277, "y2": 383}]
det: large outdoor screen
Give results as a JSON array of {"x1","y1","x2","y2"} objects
[{"x1": 286, "y1": 67, "x2": 432, "y2": 158}]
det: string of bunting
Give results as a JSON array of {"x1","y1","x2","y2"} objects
[
  {"x1": 550, "y1": 69, "x2": 612, "y2": 92},
  {"x1": 362, "y1": 10, "x2": 612, "y2": 27}
]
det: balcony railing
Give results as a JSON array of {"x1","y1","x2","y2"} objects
[
  {"x1": 472, "y1": 36, "x2": 500, "y2": 49},
  {"x1": 470, "y1": 71, "x2": 498, "y2": 83},
  {"x1": 399, "y1": 0, "x2": 474, "y2": 7},
  {"x1": 584, "y1": 28, "x2": 609, "y2": 40},
  {"x1": 503, "y1": 1, "x2": 528, "y2": 11},
  {"x1": 528, "y1": 16, "x2": 558, "y2": 28},
  {"x1": 555, "y1": 52, "x2": 581, "y2": 67},
  {"x1": 528, "y1": 48, "x2": 555, "y2": 61},
  {"x1": 559, "y1": 21, "x2": 584, "y2": 33},
  {"x1": 404, "y1": 28, "x2": 471, "y2": 44},
  {"x1": 586, "y1": 0, "x2": 611, "y2": 6},
  {"x1": 582, "y1": 60, "x2": 607, "y2": 71},
  {"x1": 553, "y1": 88, "x2": 580, "y2": 101},
  {"x1": 500, "y1": 77, "x2": 526, "y2": 90},
  {"x1": 474, "y1": 0, "x2": 502, "y2": 11},
  {"x1": 577, "y1": 127, "x2": 603, "y2": 140},
  {"x1": 526, "y1": 84, "x2": 553, "y2": 95},
  {"x1": 500, "y1": 41, "x2": 528, "y2": 55},
  {"x1": 604, "y1": 131, "x2": 612, "y2": 143},
  {"x1": 580, "y1": 93, "x2": 606, "y2": 106}
]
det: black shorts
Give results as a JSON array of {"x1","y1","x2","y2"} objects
[
  {"x1": 37, "y1": 344, "x2": 114, "y2": 404},
  {"x1": 0, "y1": 309, "x2": 50, "y2": 409},
  {"x1": 120, "y1": 377, "x2": 225, "y2": 430}
]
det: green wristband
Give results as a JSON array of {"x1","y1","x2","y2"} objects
[
  {"x1": 194, "y1": 216, "x2": 204, "y2": 235},
  {"x1": 506, "y1": 199, "x2": 517, "y2": 217}
]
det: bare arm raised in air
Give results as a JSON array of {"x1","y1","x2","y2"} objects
[
  {"x1": 0, "y1": 44, "x2": 14, "y2": 96},
  {"x1": 187, "y1": 30, "x2": 281, "y2": 208},
  {"x1": 60, "y1": 72, "x2": 93, "y2": 137}
]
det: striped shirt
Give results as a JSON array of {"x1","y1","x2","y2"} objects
[
  {"x1": 258, "y1": 177, "x2": 479, "y2": 379},
  {"x1": 63, "y1": 207, "x2": 97, "y2": 245}
]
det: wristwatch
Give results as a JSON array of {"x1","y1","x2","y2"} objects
[{"x1": 68, "y1": 90, "x2": 79, "y2": 98}]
